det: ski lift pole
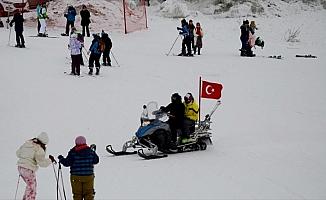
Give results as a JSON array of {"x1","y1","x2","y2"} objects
[
  {"x1": 111, "y1": 50, "x2": 120, "y2": 67},
  {"x1": 166, "y1": 34, "x2": 180, "y2": 56}
]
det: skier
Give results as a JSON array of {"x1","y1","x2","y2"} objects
[
  {"x1": 68, "y1": 27, "x2": 82, "y2": 76},
  {"x1": 88, "y1": 34, "x2": 102, "y2": 75},
  {"x1": 177, "y1": 19, "x2": 192, "y2": 56},
  {"x1": 188, "y1": 19, "x2": 195, "y2": 53},
  {"x1": 16, "y1": 132, "x2": 56, "y2": 200},
  {"x1": 160, "y1": 93, "x2": 185, "y2": 148},
  {"x1": 63, "y1": 5, "x2": 77, "y2": 36},
  {"x1": 194, "y1": 22, "x2": 204, "y2": 55},
  {"x1": 80, "y1": 5, "x2": 91, "y2": 37},
  {"x1": 101, "y1": 31, "x2": 112, "y2": 66},
  {"x1": 36, "y1": 2, "x2": 41, "y2": 34},
  {"x1": 58, "y1": 136, "x2": 99, "y2": 200},
  {"x1": 182, "y1": 93, "x2": 199, "y2": 143},
  {"x1": 38, "y1": 2, "x2": 48, "y2": 37},
  {"x1": 9, "y1": 11, "x2": 25, "y2": 48}
]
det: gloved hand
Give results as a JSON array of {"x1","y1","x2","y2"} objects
[
  {"x1": 87, "y1": 50, "x2": 91, "y2": 55},
  {"x1": 49, "y1": 155, "x2": 56, "y2": 163},
  {"x1": 90, "y1": 144, "x2": 96, "y2": 152},
  {"x1": 10, "y1": 23, "x2": 13, "y2": 27},
  {"x1": 58, "y1": 155, "x2": 64, "y2": 160}
]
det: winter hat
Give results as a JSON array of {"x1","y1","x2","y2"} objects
[
  {"x1": 75, "y1": 136, "x2": 86, "y2": 145},
  {"x1": 37, "y1": 132, "x2": 49, "y2": 145}
]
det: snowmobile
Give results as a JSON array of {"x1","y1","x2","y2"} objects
[{"x1": 106, "y1": 100, "x2": 221, "y2": 159}]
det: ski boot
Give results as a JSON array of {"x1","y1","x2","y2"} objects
[
  {"x1": 95, "y1": 67, "x2": 100, "y2": 75},
  {"x1": 88, "y1": 68, "x2": 93, "y2": 75}
]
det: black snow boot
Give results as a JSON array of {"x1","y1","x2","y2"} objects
[
  {"x1": 95, "y1": 67, "x2": 100, "y2": 75},
  {"x1": 88, "y1": 68, "x2": 93, "y2": 75}
]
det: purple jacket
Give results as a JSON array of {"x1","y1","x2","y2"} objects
[{"x1": 69, "y1": 34, "x2": 81, "y2": 55}]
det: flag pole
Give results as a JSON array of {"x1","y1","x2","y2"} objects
[{"x1": 199, "y1": 76, "x2": 202, "y2": 123}]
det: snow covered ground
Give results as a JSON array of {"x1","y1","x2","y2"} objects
[{"x1": 1, "y1": 3, "x2": 326, "y2": 199}]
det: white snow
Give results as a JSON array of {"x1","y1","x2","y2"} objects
[{"x1": 1, "y1": 1, "x2": 326, "y2": 199}]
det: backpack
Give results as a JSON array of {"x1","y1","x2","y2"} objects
[{"x1": 98, "y1": 39, "x2": 106, "y2": 52}]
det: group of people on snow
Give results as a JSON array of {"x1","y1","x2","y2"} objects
[
  {"x1": 141, "y1": 92, "x2": 199, "y2": 151},
  {"x1": 68, "y1": 29, "x2": 112, "y2": 76},
  {"x1": 16, "y1": 132, "x2": 99, "y2": 200},
  {"x1": 239, "y1": 20, "x2": 264, "y2": 57},
  {"x1": 177, "y1": 18, "x2": 204, "y2": 57}
]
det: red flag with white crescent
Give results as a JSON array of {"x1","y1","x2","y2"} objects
[{"x1": 201, "y1": 80, "x2": 223, "y2": 99}]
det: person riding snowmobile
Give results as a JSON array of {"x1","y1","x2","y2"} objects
[{"x1": 160, "y1": 93, "x2": 185, "y2": 148}]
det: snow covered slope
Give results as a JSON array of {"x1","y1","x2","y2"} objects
[{"x1": 0, "y1": 2, "x2": 326, "y2": 200}]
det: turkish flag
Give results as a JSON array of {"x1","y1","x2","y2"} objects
[{"x1": 201, "y1": 80, "x2": 223, "y2": 99}]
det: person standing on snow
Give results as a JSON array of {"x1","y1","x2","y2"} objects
[
  {"x1": 177, "y1": 19, "x2": 192, "y2": 56},
  {"x1": 88, "y1": 34, "x2": 103, "y2": 75},
  {"x1": 38, "y1": 2, "x2": 48, "y2": 37},
  {"x1": 188, "y1": 19, "x2": 195, "y2": 53},
  {"x1": 9, "y1": 12, "x2": 25, "y2": 48},
  {"x1": 80, "y1": 5, "x2": 91, "y2": 37},
  {"x1": 36, "y1": 2, "x2": 42, "y2": 34},
  {"x1": 101, "y1": 31, "x2": 112, "y2": 66},
  {"x1": 194, "y1": 22, "x2": 204, "y2": 55},
  {"x1": 16, "y1": 132, "x2": 56, "y2": 200},
  {"x1": 182, "y1": 93, "x2": 199, "y2": 143},
  {"x1": 58, "y1": 136, "x2": 99, "y2": 200},
  {"x1": 68, "y1": 27, "x2": 82, "y2": 76},
  {"x1": 63, "y1": 5, "x2": 77, "y2": 36}
]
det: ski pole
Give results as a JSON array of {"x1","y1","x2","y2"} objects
[
  {"x1": 58, "y1": 163, "x2": 67, "y2": 200},
  {"x1": 111, "y1": 51, "x2": 120, "y2": 67},
  {"x1": 14, "y1": 175, "x2": 21, "y2": 200},
  {"x1": 166, "y1": 34, "x2": 180, "y2": 56},
  {"x1": 8, "y1": 26, "x2": 12, "y2": 46},
  {"x1": 52, "y1": 162, "x2": 63, "y2": 200}
]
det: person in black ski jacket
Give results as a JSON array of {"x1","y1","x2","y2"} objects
[
  {"x1": 80, "y1": 5, "x2": 91, "y2": 37},
  {"x1": 188, "y1": 19, "x2": 195, "y2": 53},
  {"x1": 10, "y1": 12, "x2": 25, "y2": 48},
  {"x1": 101, "y1": 31, "x2": 112, "y2": 66},
  {"x1": 160, "y1": 93, "x2": 185, "y2": 148},
  {"x1": 58, "y1": 136, "x2": 99, "y2": 200}
]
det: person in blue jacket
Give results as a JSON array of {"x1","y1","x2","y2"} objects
[
  {"x1": 177, "y1": 19, "x2": 192, "y2": 56},
  {"x1": 58, "y1": 136, "x2": 99, "y2": 200},
  {"x1": 63, "y1": 5, "x2": 77, "y2": 36},
  {"x1": 88, "y1": 34, "x2": 102, "y2": 75}
]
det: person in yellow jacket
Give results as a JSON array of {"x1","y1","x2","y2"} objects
[{"x1": 182, "y1": 93, "x2": 199, "y2": 142}]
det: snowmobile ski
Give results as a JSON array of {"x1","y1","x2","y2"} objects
[
  {"x1": 137, "y1": 149, "x2": 167, "y2": 160},
  {"x1": 296, "y1": 54, "x2": 317, "y2": 58},
  {"x1": 106, "y1": 145, "x2": 137, "y2": 156}
]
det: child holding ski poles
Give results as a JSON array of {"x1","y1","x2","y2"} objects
[
  {"x1": 16, "y1": 132, "x2": 56, "y2": 200},
  {"x1": 58, "y1": 136, "x2": 99, "y2": 200}
]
